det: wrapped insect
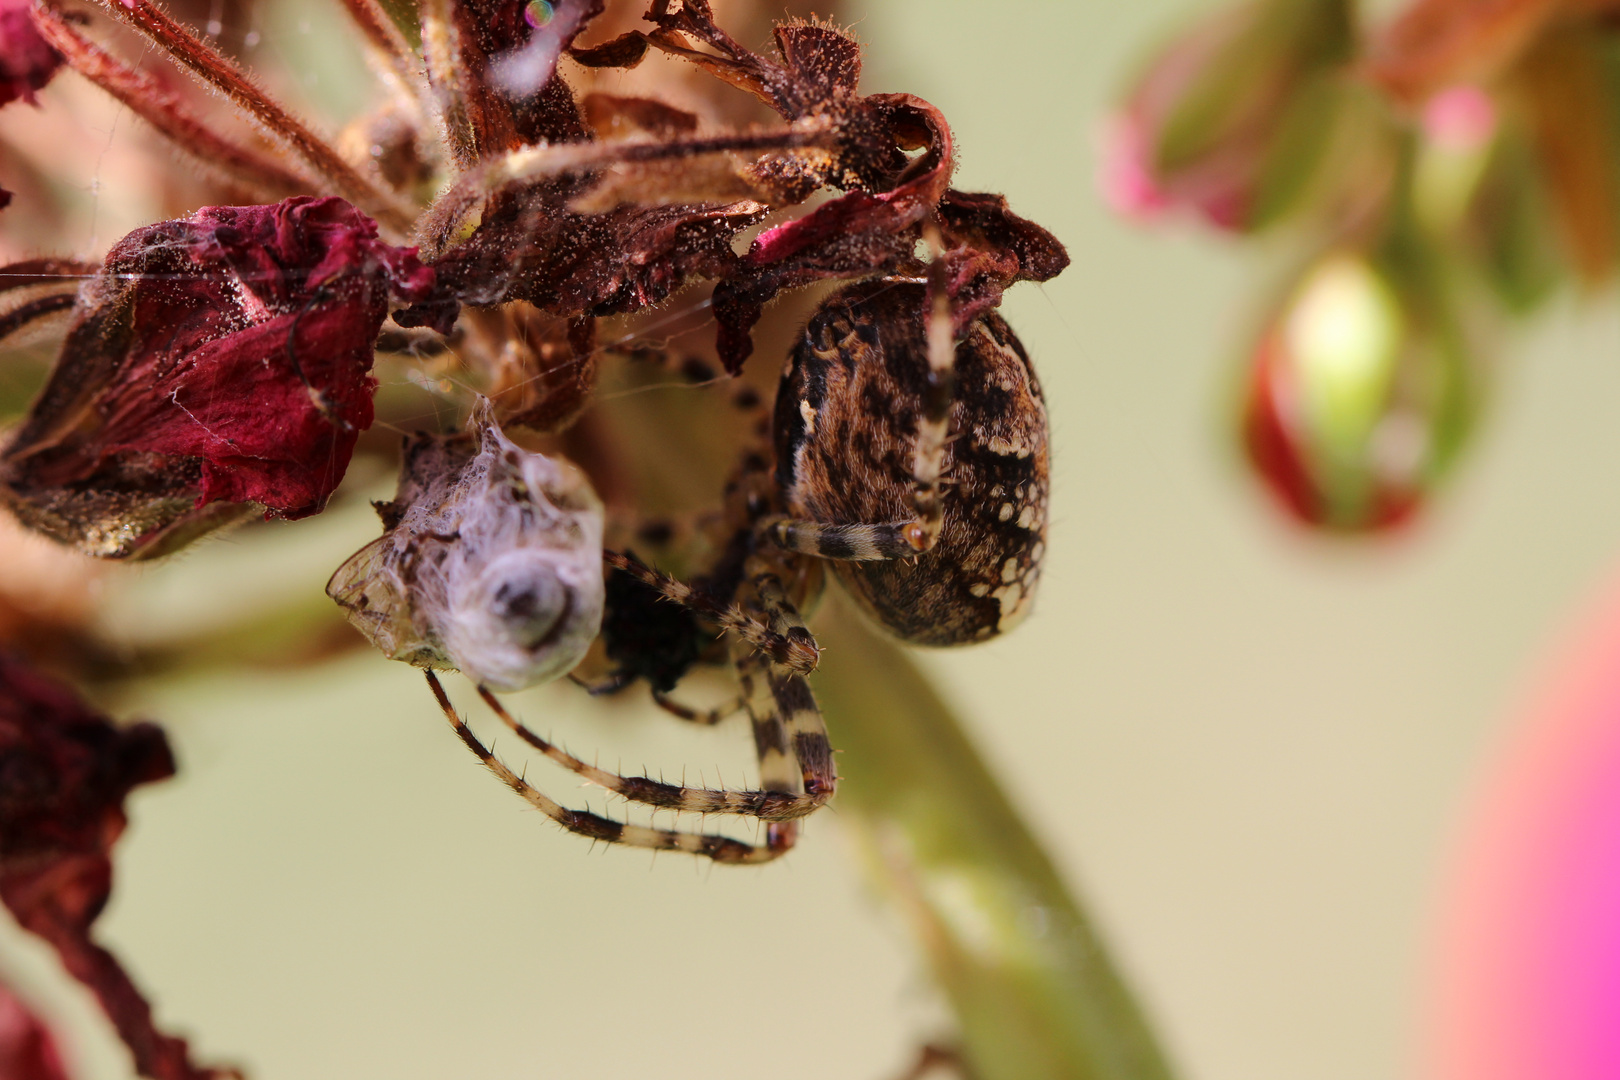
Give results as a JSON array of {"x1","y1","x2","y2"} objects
[{"x1": 326, "y1": 397, "x2": 605, "y2": 692}]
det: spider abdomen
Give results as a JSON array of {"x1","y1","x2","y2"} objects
[{"x1": 775, "y1": 282, "x2": 1049, "y2": 646}]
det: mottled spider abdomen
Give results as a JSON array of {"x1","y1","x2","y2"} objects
[{"x1": 775, "y1": 281, "x2": 1049, "y2": 645}]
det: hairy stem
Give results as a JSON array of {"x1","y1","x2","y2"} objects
[
  {"x1": 418, "y1": 0, "x2": 480, "y2": 169},
  {"x1": 89, "y1": 0, "x2": 415, "y2": 232},
  {"x1": 31, "y1": 4, "x2": 316, "y2": 202}
]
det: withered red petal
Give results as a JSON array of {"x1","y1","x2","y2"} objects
[
  {"x1": 0, "y1": 0, "x2": 62, "y2": 108},
  {"x1": 1, "y1": 197, "x2": 439, "y2": 557}
]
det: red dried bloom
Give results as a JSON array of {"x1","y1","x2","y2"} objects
[
  {"x1": 0, "y1": 655, "x2": 235, "y2": 1080},
  {"x1": 0, "y1": 0, "x2": 62, "y2": 108},
  {"x1": 0, "y1": 982, "x2": 72, "y2": 1080},
  {"x1": 0, "y1": 197, "x2": 437, "y2": 558}
]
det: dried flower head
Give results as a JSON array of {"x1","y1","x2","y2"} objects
[
  {"x1": 0, "y1": 0, "x2": 62, "y2": 108},
  {"x1": 0, "y1": 197, "x2": 435, "y2": 558}
]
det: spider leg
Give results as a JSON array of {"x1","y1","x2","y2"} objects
[
  {"x1": 651, "y1": 689, "x2": 746, "y2": 725},
  {"x1": 428, "y1": 671, "x2": 782, "y2": 864},
  {"x1": 569, "y1": 671, "x2": 634, "y2": 696},
  {"x1": 603, "y1": 549, "x2": 818, "y2": 674},
  {"x1": 733, "y1": 641, "x2": 802, "y2": 855},
  {"x1": 769, "y1": 265, "x2": 960, "y2": 562},
  {"x1": 730, "y1": 627, "x2": 835, "y2": 858},
  {"x1": 737, "y1": 567, "x2": 836, "y2": 803},
  {"x1": 465, "y1": 679, "x2": 829, "y2": 822}
]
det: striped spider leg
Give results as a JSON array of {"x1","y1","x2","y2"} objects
[{"x1": 430, "y1": 551, "x2": 835, "y2": 864}]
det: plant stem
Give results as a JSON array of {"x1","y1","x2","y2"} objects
[{"x1": 812, "y1": 601, "x2": 1178, "y2": 1080}]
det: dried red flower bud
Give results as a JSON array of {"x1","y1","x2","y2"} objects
[
  {"x1": 0, "y1": 982, "x2": 72, "y2": 1080},
  {"x1": 0, "y1": 0, "x2": 62, "y2": 108},
  {"x1": 1, "y1": 197, "x2": 437, "y2": 559},
  {"x1": 1241, "y1": 251, "x2": 1480, "y2": 532},
  {"x1": 0, "y1": 654, "x2": 237, "y2": 1080}
]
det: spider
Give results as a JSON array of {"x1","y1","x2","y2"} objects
[
  {"x1": 291, "y1": 1, "x2": 1066, "y2": 863},
  {"x1": 392, "y1": 266, "x2": 1050, "y2": 864}
]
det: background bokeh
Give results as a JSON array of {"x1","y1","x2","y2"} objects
[{"x1": 5, "y1": 1, "x2": 1620, "y2": 1078}]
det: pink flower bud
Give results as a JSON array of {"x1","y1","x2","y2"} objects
[
  {"x1": 1241, "y1": 251, "x2": 1479, "y2": 532},
  {"x1": 1103, "y1": 0, "x2": 1354, "y2": 233},
  {"x1": 1423, "y1": 85, "x2": 1498, "y2": 152}
]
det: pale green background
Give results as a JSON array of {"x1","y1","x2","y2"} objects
[{"x1": 5, "y1": 2, "x2": 1620, "y2": 1080}]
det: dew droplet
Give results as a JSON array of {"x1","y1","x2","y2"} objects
[{"x1": 524, "y1": 0, "x2": 553, "y2": 27}]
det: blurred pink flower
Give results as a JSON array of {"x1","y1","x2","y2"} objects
[
  {"x1": 0, "y1": 0, "x2": 62, "y2": 108},
  {"x1": 1096, "y1": 114, "x2": 1173, "y2": 221},
  {"x1": 0, "y1": 983, "x2": 71, "y2": 1080},
  {"x1": 1428, "y1": 568, "x2": 1620, "y2": 1080}
]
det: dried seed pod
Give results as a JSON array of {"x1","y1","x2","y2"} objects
[{"x1": 327, "y1": 398, "x2": 605, "y2": 692}]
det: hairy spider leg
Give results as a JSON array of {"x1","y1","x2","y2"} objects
[
  {"x1": 428, "y1": 602, "x2": 834, "y2": 862},
  {"x1": 769, "y1": 268, "x2": 960, "y2": 561},
  {"x1": 743, "y1": 569, "x2": 836, "y2": 801},
  {"x1": 734, "y1": 641, "x2": 802, "y2": 856},
  {"x1": 473, "y1": 681, "x2": 827, "y2": 820},
  {"x1": 567, "y1": 650, "x2": 748, "y2": 727},
  {"x1": 429, "y1": 670, "x2": 780, "y2": 864},
  {"x1": 602, "y1": 549, "x2": 819, "y2": 675}
]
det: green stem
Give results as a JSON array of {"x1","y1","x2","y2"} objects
[{"x1": 813, "y1": 602, "x2": 1178, "y2": 1080}]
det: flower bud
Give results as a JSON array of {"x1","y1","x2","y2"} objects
[
  {"x1": 1241, "y1": 250, "x2": 1479, "y2": 531},
  {"x1": 1101, "y1": 0, "x2": 1355, "y2": 232}
]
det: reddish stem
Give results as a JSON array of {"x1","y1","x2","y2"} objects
[
  {"x1": 31, "y1": 5, "x2": 316, "y2": 203},
  {"x1": 87, "y1": 0, "x2": 414, "y2": 232},
  {"x1": 27, "y1": 907, "x2": 242, "y2": 1080}
]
